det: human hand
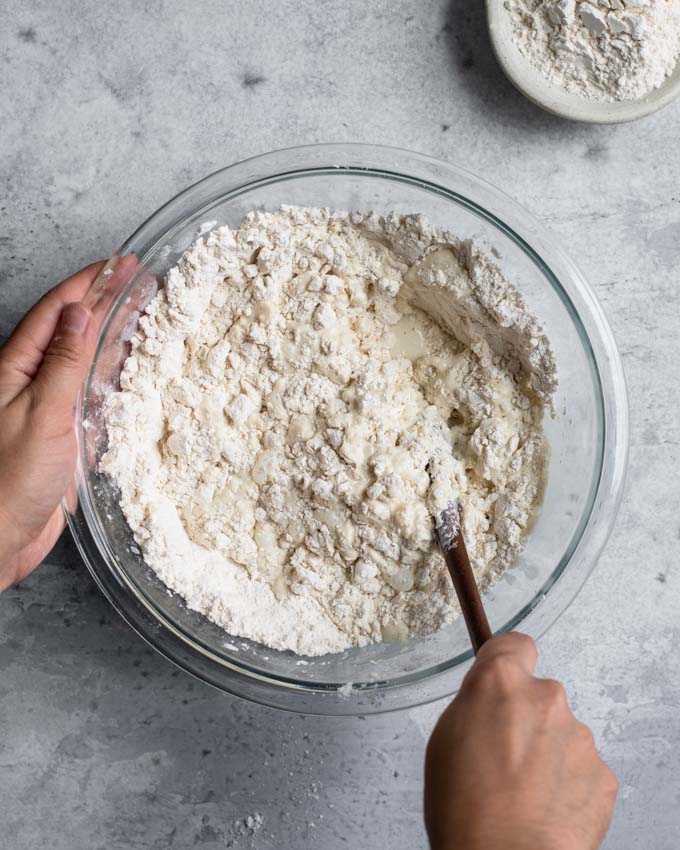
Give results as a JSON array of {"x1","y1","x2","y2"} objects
[
  {"x1": 0, "y1": 262, "x2": 105, "y2": 591},
  {"x1": 425, "y1": 633, "x2": 617, "y2": 850}
]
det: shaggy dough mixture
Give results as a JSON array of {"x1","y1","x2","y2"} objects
[{"x1": 102, "y1": 207, "x2": 556, "y2": 656}]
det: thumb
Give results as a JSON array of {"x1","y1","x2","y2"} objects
[{"x1": 29, "y1": 303, "x2": 95, "y2": 417}]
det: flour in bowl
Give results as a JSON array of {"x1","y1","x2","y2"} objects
[
  {"x1": 509, "y1": 0, "x2": 680, "y2": 102},
  {"x1": 101, "y1": 208, "x2": 556, "y2": 656}
]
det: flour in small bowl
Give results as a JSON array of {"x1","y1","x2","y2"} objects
[
  {"x1": 101, "y1": 208, "x2": 556, "y2": 656},
  {"x1": 508, "y1": 0, "x2": 680, "y2": 102}
]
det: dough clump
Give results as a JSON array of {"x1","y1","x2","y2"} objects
[{"x1": 102, "y1": 207, "x2": 556, "y2": 656}]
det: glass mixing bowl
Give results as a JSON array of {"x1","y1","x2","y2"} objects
[{"x1": 66, "y1": 144, "x2": 628, "y2": 715}]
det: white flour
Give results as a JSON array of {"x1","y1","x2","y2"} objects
[
  {"x1": 508, "y1": 0, "x2": 680, "y2": 102},
  {"x1": 102, "y1": 208, "x2": 556, "y2": 656}
]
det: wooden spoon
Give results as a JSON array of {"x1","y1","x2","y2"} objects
[{"x1": 435, "y1": 501, "x2": 492, "y2": 655}]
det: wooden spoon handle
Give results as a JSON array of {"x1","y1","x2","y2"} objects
[{"x1": 443, "y1": 532, "x2": 493, "y2": 654}]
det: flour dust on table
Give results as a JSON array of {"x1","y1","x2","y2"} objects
[
  {"x1": 509, "y1": 0, "x2": 680, "y2": 102},
  {"x1": 102, "y1": 208, "x2": 556, "y2": 656}
]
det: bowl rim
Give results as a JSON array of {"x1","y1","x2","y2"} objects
[{"x1": 67, "y1": 142, "x2": 629, "y2": 715}]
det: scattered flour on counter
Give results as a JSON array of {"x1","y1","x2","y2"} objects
[
  {"x1": 101, "y1": 207, "x2": 556, "y2": 656},
  {"x1": 226, "y1": 813, "x2": 263, "y2": 847},
  {"x1": 337, "y1": 682, "x2": 355, "y2": 699},
  {"x1": 508, "y1": 0, "x2": 680, "y2": 102}
]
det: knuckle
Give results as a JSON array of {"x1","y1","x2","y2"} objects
[
  {"x1": 536, "y1": 678, "x2": 569, "y2": 722},
  {"x1": 473, "y1": 654, "x2": 523, "y2": 693},
  {"x1": 480, "y1": 632, "x2": 537, "y2": 668},
  {"x1": 541, "y1": 677, "x2": 567, "y2": 705},
  {"x1": 574, "y1": 720, "x2": 596, "y2": 749},
  {"x1": 47, "y1": 335, "x2": 83, "y2": 369},
  {"x1": 485, "y1": 632, "x2": 534, "y2": 655},
  {"x1": 508, "y1": 632, "x2": 537, "y2": 654},
  {"x1": 601, "y1": 765, "x2": 619, "y2": 799}
]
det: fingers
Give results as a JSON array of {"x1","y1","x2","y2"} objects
[
  {"x1": 0, "y1": 262, "x2": 105, "y2": 402},
  {"x1": 458, "y1": 632, "x2": 538, "y2": 700},
  {"x1": 474, "y1": 632, "x2": 539, "y2": 675},
  {"x1": 27, "y1": 303, "x2": 97, "y2": 420},
  {"x1": 84, "y1": 254, "x2": 140, "y2": 329}
]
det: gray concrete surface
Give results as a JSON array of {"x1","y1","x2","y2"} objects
[{"x1": 1, "y1": 1, "x2": 679, "y2": 847}]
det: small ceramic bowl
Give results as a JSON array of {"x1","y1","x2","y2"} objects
[{"x1": 487, "y1": 0, "x2": 680, "y2": 124}]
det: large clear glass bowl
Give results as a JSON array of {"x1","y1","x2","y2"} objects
[{"x1": 66, "y1": 144, "x2": 628, "y2": 715}]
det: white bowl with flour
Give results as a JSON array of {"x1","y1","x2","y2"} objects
[{"x1": 487, "y1": 0, "x2": 680, "y2": 123}]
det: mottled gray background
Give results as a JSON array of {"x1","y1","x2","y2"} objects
[{"x1": 1, "y1": 1, "x2": 679, "y2": 848}]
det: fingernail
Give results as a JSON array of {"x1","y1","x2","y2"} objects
[{"x1": 60, "y1": 303, "x2": 91, "y2": 335}]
